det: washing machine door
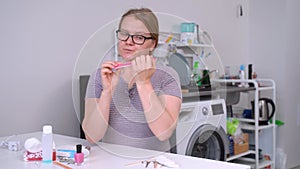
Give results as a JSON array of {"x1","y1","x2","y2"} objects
[{"x1": 185, "y1": 124, "x2": 228, "y2": 161}]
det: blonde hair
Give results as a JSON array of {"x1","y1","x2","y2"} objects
[{"x1": 119, "y1": 8, "x2": 159, "y2": 48}]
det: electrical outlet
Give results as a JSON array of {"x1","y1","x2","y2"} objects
[{"x1": 8, "y1": 141, "x2": 21, "y2": 151}]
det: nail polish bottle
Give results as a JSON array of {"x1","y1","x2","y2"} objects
[{"x1": 74, "y1": 144, "x2": 84, "y2": 166}]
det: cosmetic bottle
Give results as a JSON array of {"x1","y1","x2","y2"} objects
[
  {"x1": 238, "y1": 65, "x2": 248, "y2": 87},
  {"x1": 248, "y1": 64, "x2": 254, "y2": 87},
  {"x1": 42, "y1": 125, "x2": 53, "y2": 163},
  {"x1": 52, "y1": 141, "x2": 56, "y2": 161},
  {"x1": 192, "y1": 61, "x2": 201, "y2": 86},
  {"x1": 202, "y1": 68, "x2": 211, "y2": 88},
  {"x1": 74, "y1": 144, "x2": 84, "y2": 166}
]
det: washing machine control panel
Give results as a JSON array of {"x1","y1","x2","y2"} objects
[
  {"x1": 179, "y1": 99, "x2": 226, "y2": 123},
  {"x1": 211, "y1": 101, "x2": 226, "y2": 115},
  {"x1": 199, "y1": 99, "x2": 226, "y2": 116}
]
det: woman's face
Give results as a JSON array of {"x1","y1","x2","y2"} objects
[{"x1": 117, "y1": 16, "x2": 155, "y2": 61}]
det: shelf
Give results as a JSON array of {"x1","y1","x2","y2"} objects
[
  {"x1": 226, "y1": 150, "x2": 253, "y2": 162},
  {"x1": 158, "y1": 41, "x2": 213, "y2": 48},
  {"x1": 241, "y1": 123, "x2": 275, "y2": 131},
  {"x1": 257, "y1": 86, "x2": 274, "y2": 91},
  {"x1": 212, "y1": 79, "x2": 275, "y2": 91},
  {"x1": 233, "y1": 157, "x2": 274, "y2": 169},
  {"x1": 217, "y1": 78, "x2": 276, "y2": 169},
  {"x1": 182, "y1": 85, "x2": 255, "y2": 98},
  {"x1": 229, "y1": 118, "x2": 275, "y2": 130},
  {"x1": 176, "y1": 43, "x2": 213, "y2": 48}
]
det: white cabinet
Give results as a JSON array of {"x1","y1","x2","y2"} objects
[{"x1": 214, "y1": 79, "x2": 276, "y2": 169}]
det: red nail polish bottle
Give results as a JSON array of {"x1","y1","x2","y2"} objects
[{"x1": 74, "y1": 144, "x2": 84, "y2": 165}]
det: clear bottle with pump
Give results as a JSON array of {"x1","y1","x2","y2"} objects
[{"x1": 42, "y1": 125, "x2": 53, "y2": 163}]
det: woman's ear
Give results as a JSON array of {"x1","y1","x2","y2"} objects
[{"x1": 149, "y1": 41, "x2": 156, "y2": 53}]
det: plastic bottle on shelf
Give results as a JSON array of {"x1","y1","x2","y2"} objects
[
  {"x1": 192, "y1": 61, "x2": 201, "y2": 86},
  {"x1": 248, "y1": 64, "x2": 254, "y2": 87},
  {"x1": 180, "y1": 23, "x2": 195, "y2": 45},
  {"x1": 238, "y1": 65, "x2": 248, "y2": 88},
  {"x1": 42, "y1": 125, "x2": 53, "y2": 163},
  {"x1": 202, "y1": 68, "x2": 211, "y2": 88},
  {"x1": 227, "y1": 135, "x2": 234, "y2": 156}
]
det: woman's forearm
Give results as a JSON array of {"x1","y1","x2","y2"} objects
[
  {"x1": 82, "y1": 90, "x2": 112, "y2": 143},
  {"x1": 136, "y1": 82, "x2": 181, "y2": 141}
]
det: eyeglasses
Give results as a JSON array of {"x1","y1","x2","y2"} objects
[
  {"x1": 116, "y1": 30, "x2": 154, "y2": 45},
  {"x1": 141, "y1": 160, "x2": 170, "y2": 168},
  {"x1": 125, "y1": 159, "x2": 172, "y2": 168}
]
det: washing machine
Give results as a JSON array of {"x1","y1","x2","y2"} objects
[{"x1": 175, "y1": 99, "x2": 229, "y2": 161}]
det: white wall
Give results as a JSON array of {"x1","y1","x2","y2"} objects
[
  {"x1": 249, "y1": 0, "x2": 300, "y2": 168},
  {"x1": 3, "y1": 0, "x2": 299, "y2": 168},
  {"x1": 0, "y1": 0, "x2": 247, "y2": 136}
]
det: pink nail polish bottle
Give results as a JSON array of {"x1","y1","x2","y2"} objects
[{"x1": 74, "y1": 144, "x2": 84, "y2": 166}]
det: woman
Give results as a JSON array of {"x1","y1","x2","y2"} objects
[{"x1": 82, "y1": 8, "x2": 182, "y2": 152}]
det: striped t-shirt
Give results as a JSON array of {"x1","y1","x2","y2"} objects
[{"x1": 86, "y1": 66, "x2": 182, "y2": 152}]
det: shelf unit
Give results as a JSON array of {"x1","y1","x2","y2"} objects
[
  {"x1": 158, "y1": 41, "x2": 214, "y2": 48},
  {"x1": 157, "y1": 29, "x2": 276, "y2": 169},
  {"x1": 155, "y1": 29, "x2": 219, "y2": 89},
  {"x1": 157, "y1": 29, "x2": 214, "y2": 56},
  {"x1": 213, "y1": 79, "x2": 276, "y2": 169}
]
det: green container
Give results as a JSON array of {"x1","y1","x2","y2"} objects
[{"x1": 181, "y1": 23, "x2": 195, "y2": 33}]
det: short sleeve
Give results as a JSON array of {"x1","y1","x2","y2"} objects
[
  {"x1": 155, "y1": 66, "x2": 182, "y2": 99},
  {"x1": 85, "y1": 68, "x2": 102, "y2": 98}
]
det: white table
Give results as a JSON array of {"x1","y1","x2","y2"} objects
[{"x1": 0, "y1": 132, "x2": 250, "y2": 169}]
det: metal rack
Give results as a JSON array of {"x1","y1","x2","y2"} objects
[
  {"x1": 213, "y1": 79, "x2": 276, "y2": 169},
  {"x1": 156, "y1": 29, "x2": 277, "y2": 168}
]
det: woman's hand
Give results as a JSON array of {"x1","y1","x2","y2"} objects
[
  {"x1": 131, "y1": 55, "x2": 156, "y2": 85},
  {"x1": 100, "y1": 61, "x2": 119, "y2": 92}
]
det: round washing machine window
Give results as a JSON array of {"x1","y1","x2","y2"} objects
[{"x1": 185, "y1": 124, "x2": 227, "y2": 161}]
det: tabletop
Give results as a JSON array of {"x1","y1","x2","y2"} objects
[{"x1": 0, "y1": 132, "x2": 250, "y2": 169}]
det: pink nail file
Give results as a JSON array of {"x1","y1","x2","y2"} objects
[{"x1": 112, "y1": 62, "x2": 132, "y2": 72}]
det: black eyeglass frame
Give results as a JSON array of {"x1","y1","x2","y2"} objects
[
  {"x1": 141, "y1": 160, "x2": 171, "y2": 168},
  {"x1": 116, "y1": 30, "x2": 154, "y2": 45}
]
